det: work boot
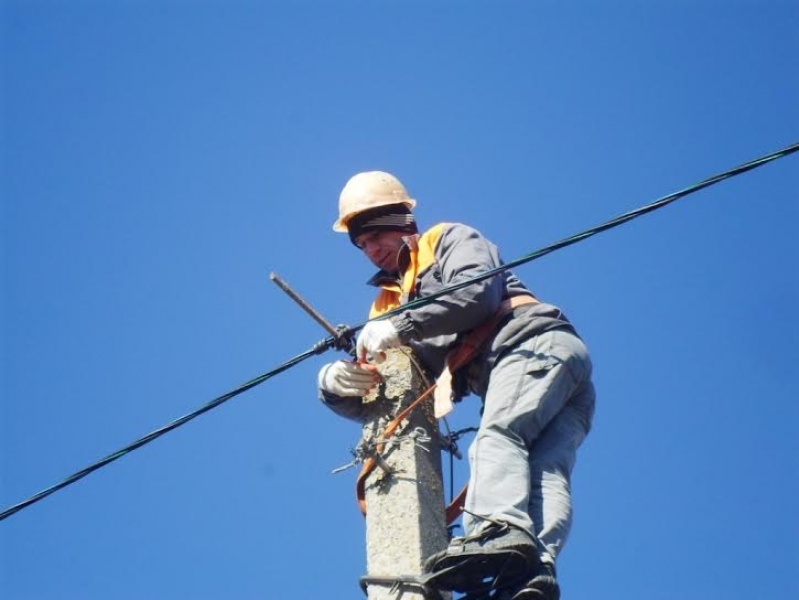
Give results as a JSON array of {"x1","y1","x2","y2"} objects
[
  {"x1": 423, "y1": 521, "x2": 537, "y2": 594},
  {"x1": 512, "y1": 562, "x2": 560, "y2": 600}
]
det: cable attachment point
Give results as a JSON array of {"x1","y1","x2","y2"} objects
[
  {"x1": 384, "y1": 426, "x2": 431, "y2": 453},
  {"x1": 311, "y1": 336, "x2": 336, "y2": 355},
  {"x1": 331, "y1": 445, "x2": 367, "y2": 474},
  {"x1": 331, "y1": 427, "x2": 432, "y2": 474},
  {"x1": 333, "y1": 324, "x2": 356, "y2": 355},
  {"x1": 441, "y1": 426, "x2": 479, "y2": 460},
  {"x1": 331, "y1": 443, "x2": 394, "y2": 476}
]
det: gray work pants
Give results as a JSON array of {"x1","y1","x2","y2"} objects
[{"x1": 464, "y1": 328, "x2": 595, "y2": 563}]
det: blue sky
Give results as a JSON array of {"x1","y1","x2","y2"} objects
[{"x1": 2, "y1": 2, "x2": 797, "y2": 599}]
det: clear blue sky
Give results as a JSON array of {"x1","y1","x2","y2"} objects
[{"x1": 2, "y1": 2, "x2": 797, "y2": 599}]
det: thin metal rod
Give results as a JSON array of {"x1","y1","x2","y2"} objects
[{"x1": 270, "y1": 272, "x2": 339, "y2": 337}]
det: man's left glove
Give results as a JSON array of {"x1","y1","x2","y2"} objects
[
  {"x1": 318, "y1": 360, "x2": 379, "y2": 397},
  {"x1": 356, "y1": 319, "x2": 401, "y2": 363}
]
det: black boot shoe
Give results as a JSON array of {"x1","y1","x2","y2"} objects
[
  {"x1": 512, "y1": 562, "x2": 560, "y2": 600},
  {"x1": 423, "y1": 522, "x2": 537, "y2": 594}
]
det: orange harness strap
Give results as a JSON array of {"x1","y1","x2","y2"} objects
[
  {"x1": 355, "y1": 295, "x2": 539, "y2": 524},
  {"x1": 354, "y1": 382, "x2": 438, "y2": 516}
]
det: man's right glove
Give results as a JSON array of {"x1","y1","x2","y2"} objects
[
  {"x1": 356, "y1": 319, "x2": 401, "y2": 364},
  {"x1": 318, "y1": 360, "x2": 379, "y2": 397}
]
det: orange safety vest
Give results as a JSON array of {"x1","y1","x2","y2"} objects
[{"x1": 368, "y1": 223, "x2": 449, "y2": 318}]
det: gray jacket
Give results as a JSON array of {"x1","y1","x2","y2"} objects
[{"x1": 322, "y1": 222, "x2": 575, "y2": 421}]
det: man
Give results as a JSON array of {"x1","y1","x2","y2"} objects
[{"x1": 317, "y1": 171, "x2": 595, "y2": 600}]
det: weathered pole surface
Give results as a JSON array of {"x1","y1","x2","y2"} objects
[{"x1": 358, "y1": 348, "x2": 450, "y2": 600}]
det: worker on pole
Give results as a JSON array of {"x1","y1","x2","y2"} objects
[{"x1": 317, "y1": 171, "x2": 595, "y2": 600}]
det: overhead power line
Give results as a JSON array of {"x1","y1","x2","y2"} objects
[
  {"x1": 372, "y1": 141, "x2": 799, "y2": 320},
  {"x1": 1, "y1": 140, "x2": 796, "y2": 523}
]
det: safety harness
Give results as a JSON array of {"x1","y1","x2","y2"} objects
[{"x1": 355, "y1": 294, "x2": 539, "y2": 524}]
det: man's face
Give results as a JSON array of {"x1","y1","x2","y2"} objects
[{"x1": 353, "y1": 229, "x2": 408, "y2": 273}]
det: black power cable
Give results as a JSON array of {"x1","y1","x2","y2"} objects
[
  {"x1": 361, "y1": 141, "x2": 799, "y2": 324},
  {"x1": 1, "y1": 141, "x2": 796, "y2": 523},
  {"x1": 0, "y1": 344, "x2": 330, "y2": 522}
]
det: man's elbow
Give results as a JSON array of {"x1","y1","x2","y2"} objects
[{"x1": 319, "y1": 391, "x2": 368, "y2": 423}]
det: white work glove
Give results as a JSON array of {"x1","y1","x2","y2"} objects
[
  {"x1": 356, "y1": 319, "x2": 401, "y2": 364},
  {"x1": 318, "y1": 360, "x2": 378, "y2": 397}
]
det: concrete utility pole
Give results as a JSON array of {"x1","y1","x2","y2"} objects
[{"x1": 358, "y1": 348, "x2": 451, "y2": 600}]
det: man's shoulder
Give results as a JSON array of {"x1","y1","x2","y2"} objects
[
  {"x1": 423, "y1": 222, "x2": 486, "y2": 245},
  {"x1": 422, "y1": 221, "x2": 480, "y2": 237}
]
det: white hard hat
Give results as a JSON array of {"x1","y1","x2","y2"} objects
[{"x1": 333, "y1": 171, "x2": 417, "y2": 232}]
